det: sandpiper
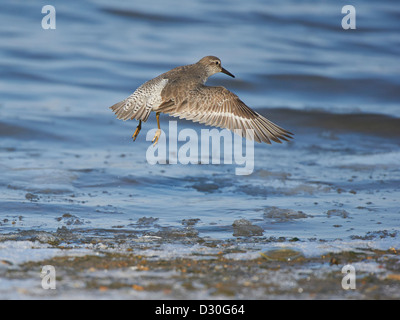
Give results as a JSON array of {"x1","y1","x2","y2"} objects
[{"x1": 110, "y1": 56, "x2": 293, "y2": 145}]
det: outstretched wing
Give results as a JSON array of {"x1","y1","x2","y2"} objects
[{"x1": 158, "y1": 85, "x2": 293, "y2": 144}]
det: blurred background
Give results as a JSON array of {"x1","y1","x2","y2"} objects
[
  {"x1": 0, "y1": 0, "x2": 399, "y2": 299},
  {"x1": 2, "y1": 0, "x2": 399, "y2": 115}
]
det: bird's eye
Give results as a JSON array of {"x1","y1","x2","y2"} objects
[{"x1": 215, "y1": 61, "x2": 220, "y2": 65}]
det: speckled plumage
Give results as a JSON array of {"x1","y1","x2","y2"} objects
[{"x1": 110, "y1": 56, "x2": 293, "y2": 144}]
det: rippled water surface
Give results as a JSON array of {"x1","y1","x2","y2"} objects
[{"x1": 1, "y1": 0, "x2": 399, "y2": 299}]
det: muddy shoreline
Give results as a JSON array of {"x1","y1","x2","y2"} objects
[{"x1": 1, "y1": 229, "x2": 399, "y2": 299}]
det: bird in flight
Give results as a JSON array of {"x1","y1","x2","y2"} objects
[{"x1": 110, "y1": 56, "x2": 293, "y2": 146}]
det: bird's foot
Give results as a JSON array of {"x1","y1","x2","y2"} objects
[
  {"x1": 152, "y1": 129, "x2": 161, "y2": 146},
  {"x1": 132, "y1": 123, "x2": 141, "y2": 141}
]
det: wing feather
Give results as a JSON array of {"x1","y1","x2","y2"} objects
[{"x1": 159, "y1": 85, "x2": 293, "y2": 144}]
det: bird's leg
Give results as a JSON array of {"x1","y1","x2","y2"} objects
[
  {"x1": 132, "y1": 120, "x2": 142, "y2": 141},
  {"x1": 152, "y1": 112, "x2": 161, "y2": 146}
]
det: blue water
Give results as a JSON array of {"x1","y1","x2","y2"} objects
[{"x1": 1, "y1": 0, "x2": 399, "y2": 255}]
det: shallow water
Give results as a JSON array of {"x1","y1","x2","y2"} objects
[{"x1": 1, "y1": 0, "x2": 400, "y2": 299}]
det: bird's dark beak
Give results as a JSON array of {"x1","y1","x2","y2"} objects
[{"x1": 221, "y1": 67, "x2": 235, "y2": 78}]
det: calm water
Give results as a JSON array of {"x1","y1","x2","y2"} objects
[{"x1": 0, "y1": 0, "x2": 400, "y2": 298}]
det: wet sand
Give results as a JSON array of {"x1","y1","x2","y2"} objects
[{"x1": 1, "y1": 229, "x2": 399, "y2": 299}]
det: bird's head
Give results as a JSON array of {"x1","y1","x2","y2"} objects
[{"x1": 198, "y1": 56, "x2": 235, "y2": 78}]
